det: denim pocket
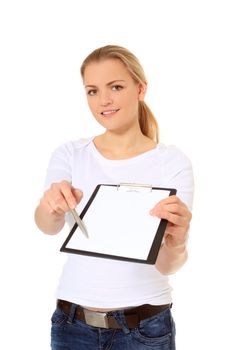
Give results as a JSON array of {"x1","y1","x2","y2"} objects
[
  {"x1": 51, "y1": 308, "x2": 68, "y2": 326},
  {"x1": 131, "y1": 309, "x2": 175, "y2": 349}
]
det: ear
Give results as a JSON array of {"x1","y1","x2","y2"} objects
[{"x1": 138, "y1": 82, "x2": 147, "y2": 101}]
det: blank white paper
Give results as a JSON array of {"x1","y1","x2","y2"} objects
[{"x1": 66, "y1": 185, "x2": 170, "y2": 260}]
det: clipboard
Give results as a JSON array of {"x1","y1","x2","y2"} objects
[{"x1": 61, "y1": 183, "x2": 176, "y2": 264}]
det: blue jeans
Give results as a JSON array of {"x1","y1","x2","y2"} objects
[{"x1": 51, "y1": 304, "x2": 176, "y2": 350}]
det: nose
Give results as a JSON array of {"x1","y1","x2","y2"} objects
[{"x1": 99, "y1": 91, "x2": 113, "y2": 106}]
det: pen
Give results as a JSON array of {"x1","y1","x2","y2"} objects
[{"x1": 71, "y1": 209, "x2": 89, "y2": 238}]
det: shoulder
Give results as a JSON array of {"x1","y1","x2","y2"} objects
[
  {"x1": 157, "y1": 144, "x2": 194, "y2": 209},
  {"x1": 44, "y1": 137, "x2": 94, "y2": 188},
  {"x1": 157, "y1": 143, "x2": 192, "y2": 169},
  {"x1": 52, "y1": 137, "x2": 94, "y2": 156}
]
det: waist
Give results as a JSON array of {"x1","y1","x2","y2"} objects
[
  {"x1": 81, "y1": 305, "x2": 133, "y2": 312},
  {"x1": 56, "y1": 256, "x2": 171, "y2": 307},
  {"x1": 57, "y1": 299, "x2": 171, "y2": 329}
]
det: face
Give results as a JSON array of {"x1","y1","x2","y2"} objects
[{"x1": 83, "y1": 59, "x2": 146, "y2": 133}]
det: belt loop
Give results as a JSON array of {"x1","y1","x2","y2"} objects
[
  {"x1": 113, "y1": 311, "x2": 130, "y2": 334},
  {"x1": 67, "y1": 303, "x2": 77, "y2": 324}
]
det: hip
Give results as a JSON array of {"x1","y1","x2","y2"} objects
[{"x1": 51, "y1": 301, "x2": 176, "y2": 349}]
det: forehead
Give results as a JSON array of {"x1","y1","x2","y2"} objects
[{"x1": 83, "y1": 59, "x2": 133, "y2": 85}]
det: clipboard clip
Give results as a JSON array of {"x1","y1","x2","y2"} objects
[{"x1": 117, "y1": 183, "x2": 152, "y2": 193}]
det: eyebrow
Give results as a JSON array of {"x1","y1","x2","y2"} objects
[{"x1": 85, "y1": 80, "x2": 125, "y2": 89}]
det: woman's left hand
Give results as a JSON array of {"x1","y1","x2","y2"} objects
[{"x1": 149, "y1": 195, "x2": 192, "y2": 249}]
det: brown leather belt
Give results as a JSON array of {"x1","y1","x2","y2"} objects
[{"x1": 57, "y1": 299, "x2": 171, "y2": 329}]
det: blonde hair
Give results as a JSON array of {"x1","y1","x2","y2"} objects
[{"x1": 80, "y1": 45, "x2": 159, "y2": 142}]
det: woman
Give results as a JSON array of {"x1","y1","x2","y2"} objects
[{"x1": 35, "y1": 45, "x2": 194, "y2": 349}]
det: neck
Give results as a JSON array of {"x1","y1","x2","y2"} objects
[
  {"x1": 93, "y1": 124, "x2": 156, "y2": 160},
  {"x1": 102, "y1": 131, "x2": 144, "y2": 152}
]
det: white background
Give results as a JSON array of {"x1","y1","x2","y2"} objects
[{"x1": 0, "y1": 1, "x2": 232, "y2": 349}]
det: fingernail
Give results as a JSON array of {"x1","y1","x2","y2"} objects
[{"x1": 71, "y1": 202, "x2": 76, "y2": 209}]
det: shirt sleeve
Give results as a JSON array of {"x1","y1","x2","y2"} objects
[
  {"x1": 162, "y1": 147, "x2": 194, "y2": 211},
  {"x1": 44, "y1": 142, "x2": 73, "y2": 190}
]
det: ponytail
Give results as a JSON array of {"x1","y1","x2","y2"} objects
[{"x1": 138, "y1": 101, "x2": 159, "y2": 142}]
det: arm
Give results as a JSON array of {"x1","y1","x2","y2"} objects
[
  {"x1": 34, "y1": 180, "x2": 83, "y2": 235},
  {"x1": 150, "y1": 195, "x2": 192, "y2": 275}
]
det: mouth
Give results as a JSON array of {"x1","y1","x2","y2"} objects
[{"x1": 100, "y1": 109, "x2": 120, "y2": 117}]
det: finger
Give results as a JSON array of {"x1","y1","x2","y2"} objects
[
  {"x1": 41, "y1": 191, "x2": 67, "y2": 215},
  {"x1": 48, "y1": 192, "x2": 70, "y2": 214},
  {"x1": 152, "y1": 203, "x2": 189, "y2": 218},
  {"x1": 150, "y1": 202, "x2": 191, "y2": 226},
  {"x1": 72, "y1": 188, "x2": 83, "y2": 205},
  {"x1": 59, "y1": 181, "x2": 79, "y2": 209},
  {"x1": 151, "y1": 195, "x2": 187, "y2": 212},
  {"x1": 161, "y1": 211, "x2": 188, "y2": 226},
  {"x1": 40, "y1": 197, "x2": 56, "y2": 215},
  {"x1": 164, "y1": 221, "x2": 190, "y2": 245},
  {"x1": 165, "y1": 222, "x2": 189, "y2": 236}
]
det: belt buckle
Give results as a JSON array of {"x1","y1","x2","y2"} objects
[{"x1": 83, "y1": 309, "x2": 109, "y2": 328}]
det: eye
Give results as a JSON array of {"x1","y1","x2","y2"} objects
[
  {"x1": 87, "y1": 89, "x2": 97, "y2": 96},
  {"x1": 111, "y1": 85, "x2": 123, "y2": 91}
]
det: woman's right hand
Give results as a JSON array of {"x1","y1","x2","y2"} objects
[{"x1": 40, "y1": 180, "x2": 83, "y2": 218}]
